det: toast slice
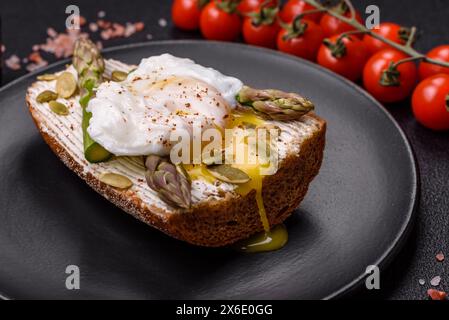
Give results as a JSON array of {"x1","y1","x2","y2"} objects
[{"x1": 26, "y1": 59, "x2": 326, "y2": 247}]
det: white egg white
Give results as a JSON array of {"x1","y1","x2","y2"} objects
[{"x1": 87, "y1": 54, "x2": 243, "y2": 156}]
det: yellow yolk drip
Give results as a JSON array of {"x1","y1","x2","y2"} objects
[
  {"x1": 235, "y1": 224, "x2": 288, "y2": 253},
  {"x1": 229, "y1": 112, "x2": 270, "y2": 232},
  {"x1": 185, "y1": 111, "x2": 288, "y2": 253}
]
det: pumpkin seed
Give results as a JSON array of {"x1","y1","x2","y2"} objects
[
  {"x1": 36, "y1": 90, "x2": 58, "y2": 103},
  {"x1": 207, "y1": 165, "x2": 251, "y2": 184},
  {"x1": 99, "y1": 172, "x2": 133, "y2": 189},
  {"x1": 37, "y1": 73, "x2": 57, "y2": 81},
  {"x1": 56, "y1": 72, "x2": 77, "y2": 98},
  {"x1": 111, "y1": 70, "x2": 128, "y2": 82},
  {"x1": 48, "y1": 101, "x2": 69, "y2": 116}
]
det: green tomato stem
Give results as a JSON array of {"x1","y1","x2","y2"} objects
[{"x1": 302, "y1": 0, "x2": 449, "y2": 70}]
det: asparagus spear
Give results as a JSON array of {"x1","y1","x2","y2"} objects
[
  {"x1": 73, "y1": 39, "x2": 112, "y2": 163},
  {"x1": 236, "y1": 86, "x2": 315, "y2": 121},
  {"x1": 145, "y1": 155, "x2": 192, "y2": 209}
]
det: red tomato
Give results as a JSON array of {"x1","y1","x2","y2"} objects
[
  {"x1": 320, "y1": 10, "x2": 363, "y2": 38},
  {"x1": 172, "y1": 0, "x2": 204, "y2": 31},
  {"x1": 363, "y1": 23, "x2": 409, "y2": 55},
  {"x1": 412, "y1": 74, "x2": 449, "y2": 131},
  {"x1": 200, "y1": 1, "x2": 242, "y2": 41},
  {"x1": 242, "y1": 6, "x2": 280, "y2": 49},
  {"x1": 238, "y1": 0, "x2": 278, "y2": 14},
  {"x1": 363, "y1": 49, "x2": 418, "y2": 103},
  {"x1": 277, "y1": 19, "x2": 325, "y2": 61},
  {"x1": 280, "y1": 0, "x2": 322, "y2": 23},
  {"x1": 418, "y1": 45, "x2": 449, "y2": 80},
  {"x1": 317, "y1": 34, "x2": 369, "y2": 81}
]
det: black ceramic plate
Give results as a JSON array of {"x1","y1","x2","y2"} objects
[{"x1": 0, "y1": 41, "x2": 418, "y2": 300}]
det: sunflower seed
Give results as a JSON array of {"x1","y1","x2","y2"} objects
[
  {"x1": 56, "y1": 72, "x2": 77, "y2": 98},
  {"x1": 207, "y1": 165, "x2": 251, "y2": 184},
  {"x1": 99, "y1": 172, "x2": 133, "y2": 189},
  {"x1": 36, "y1": 90, "x2": 58, "y2": 103}
]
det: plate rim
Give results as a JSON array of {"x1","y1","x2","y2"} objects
[{"x1": 0, "y1": 40, "x2": 420, "y2": 300}]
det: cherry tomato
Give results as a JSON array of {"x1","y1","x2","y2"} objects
[
  {"x1": 280, "y1": 0, "x2": 322, "y2": 23},
  {"x1": 238, "y1": 0, "x2": 278, "y2": 14},
  {"x1": 317, "y1": 34, "x2": 369, "y2": 81},
  {"x1": 363, "y1": 22, "x2": 409, "y2": 55},
  {"x1": 172, "y1": 0, "x2": 205, "y2": 31},
  {"x1": 320, "y1": 9, "x2": 363, "y2": 38},
  {"x1": 412, "y1": 74, "x2": 449, "y2": 131},
  {"x1": 277, "y1": 19, "x2": 325, "y2": 61},
  {"x1": 418, "y1": 45, "x2": 449, "y2": 80},
  {"x1": 363, "y1": 49, "x2": 418, "y2": 103},
  {"x1": 200, "y1": 1, "x2": 242, "y2": 41},
  {"x1": 242, "y1": 6, "x2": 280, "y2": 49}
]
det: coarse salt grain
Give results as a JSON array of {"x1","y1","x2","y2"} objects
[
  {"x1": 47, "y1": 27, "x2": 58, "y2": 38},
  {"x1": 89, "y1": 22, "x2": 99, "y2": 32},
  {"x1": 135, "y1": 22, "x2": 145, "y2": 32},
  {"x1": 430, "y1": 276, "x2": 441, "y2": 287},
  {"x1": 5, "y1": 55, "x2": 21, "y2": 70},
  {"x1": 158, "y1": 18, "x2": 167, "y2": 27}
]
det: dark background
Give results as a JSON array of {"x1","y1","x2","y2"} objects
[{"x1": 0, "y1": 0, "x2": 447, "y2": 300}]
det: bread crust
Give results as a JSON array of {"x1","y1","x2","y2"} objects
[{"x1": 26, "y1": 82, "x2": 326, "y2": 248}]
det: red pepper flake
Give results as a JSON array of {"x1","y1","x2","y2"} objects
[
  {"x1": 436, "y1": 253, "x2": 445, "y2": 262},
  {"x1": 427, "y1": 289, "x2": 447, "y2": 300},
  {"x1": 79, "y1": 16, "x2": 87, "y2": 27},
  {"x1": 28, "y1": 51, "x2": 43, "y2": 63}
]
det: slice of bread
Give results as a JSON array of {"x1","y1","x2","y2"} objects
[{"x1": 26, "y1": 59, "x2": 326, "y2": 247}]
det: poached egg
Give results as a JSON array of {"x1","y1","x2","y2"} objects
[{"x1": 87, "y1": 54, "x2": 243, "y2": 156}]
